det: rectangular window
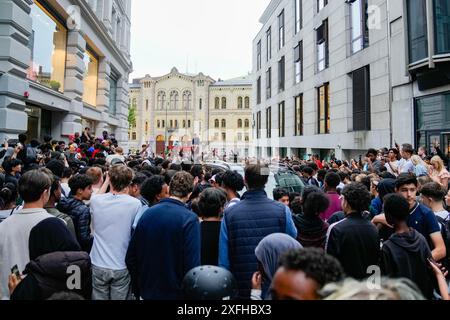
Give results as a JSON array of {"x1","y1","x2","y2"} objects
[
  {"x1": 350, "y1": 0, "x2": 369, "y2": 54},
  {"x1": 145, "y1": 99, "x2": 149, "y2": 111},
  {"x1": 109, "y1": 72, "x2": 118, "y2": 115},
  {"x1": 222, "y1": 132, "x2": 226, "y2": 141},
  {"x1": 317, "y1": 20, "x2": 329, "y2": 71},
  {"x1": 238, "y1": 133, "x2": 242, "y2": 141},
  {"x1": 27, "y1": 1, "x2": 67, "y2": 92},
  {"x1": 257, "y1": 111, "x2": 262, "y2": 139},
  {"x1": 407, "y1": 0, "x2": 428, "y2": 63},
  {"x1": 278, "y1": 10, "x2": 285, "y2": 49},
  {"x1": 257, "y1": 77, "x2": 262, "y2": 104},
  {"x1": 295, "y1": 0, "x2": 302, "y2": 33},
  {"x1": 352, "y1": 66, "x2": 371, "y2": 131},
  {"x1": 278, "y1": 102, "x2": 285, "y2": 137},
  {"x1": 266, "y1": 68, "x2": 272, "y2": 99},
  {"x1": 257, "y1": 40, "x2": 262, "y2": 71},
  {"x1": 83, "y1": 47, "x2": 99, "y2": 106},
  {"x1": 294, "y1": 42, "x2": 303, "y2": 84},
  {"x1": 199, "y1": 98, "x2": 202, "y2": 110},
  {"x1": 245, "y1": 134, "x2": 249, "y2": 142},
  {"x1": 266, "y1": 27, "x2": 272, "y2": 61},
  {"x1": 317, "y1": 0, "x2": 328, "y2": 12},
  {"x1": 278, "y1": 56, "x2": 285, "y2": 92},
  {"x1": 266, "y1": 107, "x2": 272, "y2": 138},
  {"x1": 295, "y1": 95, "x2": 303, "y2": 136},
  {"x1": 318, "y1": 83, "x2": 330, "y2": 134},
  {"x1": 434, "y1": 0, "x2": 450, "y2": 55}
]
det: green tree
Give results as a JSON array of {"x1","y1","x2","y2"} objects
[{"x1": 128, "y1": 105, "x2": 136, "y2": 129}]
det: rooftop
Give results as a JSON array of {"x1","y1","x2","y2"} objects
[{"x1": 210, "y1": 75, "x2": 252, "y2": 87}]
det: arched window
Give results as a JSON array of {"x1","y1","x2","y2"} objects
[
  {"x1": 157, "y1": 120, "x2": 160, "y2": 128},
  {"x1": 245, "y1": 96, "x2": 250, "y2": 109},
  {"x1": 183, "y1": 91, "x2": 192, "y2": 110},
  {"x1": 170, "y1": 90, "x2": 179, "y2": 109},
  {"x1": 157, "y1": 91, "x2": 166, "y2": 110},
  {"x1": 222, "y1": 97, "x2": 227, "y2": 109},
  {"x1": 146, "y1": 99, "x2": 149, "y2": 111},
  {"x1": 188, "y1": 120, "x2": 191, "y2": 128},
  {"x1": 222, "y1": 119, "x2": 226, "y2": 128},
  {"x1": 215, "y1": 97, "x2": 220, "y2": 109},
  {"x1": 183, "y1": 120, "x2": 186, "y2": 128},
  {"x1": 238, "y1": 97, "x2": 243, "y2": 109},
  {"x1": 238, "y1": 119, "x2": 243, "y2": 128},
  {"x1": 162, "y1": 120, "x2": 165, "y2": 128},
  {"x1": 245, "y1": 119, "x2": 250, "y2": 128},
  {"x1": 175, "y1": 120, "x2": 178, "y2": 128},
  {"x1": 215, "y1": 119, "x2": 220, "y2": 128}
]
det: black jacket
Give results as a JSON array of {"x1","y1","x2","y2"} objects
[
  {"x1": 326, "y1": 212, "x2": 380, "y2": 280},
  {"x1": 57, "y1": 197, "x2": 92, "y2": 252},
  {"x1": 11, "y1": 251, "x2": 92, "y2": 300},
  {"x1": 380, "y1": 229, "x2": 435, "y2": 299}
]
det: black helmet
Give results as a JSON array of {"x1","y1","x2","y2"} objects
[{"x1": 182, "y1": 266, "x2": 238, "y2": 300}]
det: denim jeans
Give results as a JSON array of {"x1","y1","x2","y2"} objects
[{"x1": 92, "y1": 265, "x2": 132, "y2": 300}]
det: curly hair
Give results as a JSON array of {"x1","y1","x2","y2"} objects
[
  {"x1": 341, "y1": 182, "x2": 371, "y2": 213},
  {"x1": 170, "y1": 171, "x2": 194, "y2": 198},
  {"x1": 279, "y1": 248, "x2": 344, "y2": 287}
]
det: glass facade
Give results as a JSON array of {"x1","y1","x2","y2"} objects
[
  {"x1": 27, "y1": 1, "x2": 67, "y2": 92},
  {"x1": 83, "y1": 48, "x2": 99, "y2": 106},
  {"x1": 415, "y1": 92, "x2": 450, "y2": 154},
  {"x1": 318, "y1": 84, "x2": 330, "y2": 134},
  {"x1": 109, "y1": 73, "x2": 118, "y2": 115},
  {"x1": 434, "y1": 0, "x2": 450, "y2": 55},
  {"x1": 407, "y1": 0, "x2": 428, "y2": 63}
]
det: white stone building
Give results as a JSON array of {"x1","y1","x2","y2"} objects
[
  {"x1": 129, "y1": 69, "x2": 253, "y2": 158},
  {"x1": 252, "y1": 0, "x2": 450, "y2": 161},
  {"x1": 0, "y1": 0, "x2": 132, "y2": 147}
]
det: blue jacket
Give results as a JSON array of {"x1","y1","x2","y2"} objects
[
  {"x1": 57, "y1": 197, "x2": 92, "y2": 251},
  {"x1": 125, "y1": 198, "x2": 200, "y2": 300},
  {"x1": 219, "y1": 189, "x2": 297, "y2": 299}
]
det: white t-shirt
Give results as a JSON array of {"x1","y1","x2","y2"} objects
[
  {"x1": 60, "y1": 183, "x2": 71, "y2": 198},
  {"x1": 435, "y1": 210, "x2": 450, "y2": 221},
  {"x1": 0, "y1": 208, "x2": 53, "y2": 299},
  {"x1": 385, "y1": 160, "x2": 398, "y2": 175},
  {"x1": 90, "y1": 193, "x2": 142, "y2": 270},
  {"x1": 106, "y1": 154, "x2": 125, "y2": 164}
]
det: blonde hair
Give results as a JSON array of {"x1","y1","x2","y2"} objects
[
  {"x1": 411, "y1": 155, "x2": 427, "y2": 167},
  {"x1": 431, "y1": 156, "x2": 445, "y2": 173}
]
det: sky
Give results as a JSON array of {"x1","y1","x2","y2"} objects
[{"x1": 130, "y1": 0, "x2": 271, "y2": 81}]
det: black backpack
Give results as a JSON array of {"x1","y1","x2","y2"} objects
[{"x1": 436, "y1": 214, "x2": 450, "y2": 268}]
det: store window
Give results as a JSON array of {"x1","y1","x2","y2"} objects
[
  {"x1": 27, "y1": 1, "x2": 67, "y2": 92},
  {"x1": 83, "y1": 47, "x2": 99, "y2": 106}
]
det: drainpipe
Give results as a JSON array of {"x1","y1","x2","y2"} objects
[
  {"x1": 426, "y1": 0, "x2": 435, "y2": 69},
  {"x1": 386, "y1": 0, "x2": 394, "y2": 147}
]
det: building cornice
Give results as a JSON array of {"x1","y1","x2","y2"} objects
[
  {"x1": 78, "y1": 0, "x2": 132, "y2": 73},
  {"x1": 259, "y1": 0, "x2": 282, "y2": 24}
]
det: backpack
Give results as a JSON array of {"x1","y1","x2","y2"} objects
[{"x1": 436, "y1": 214, "x2": 450, "y2": 268}]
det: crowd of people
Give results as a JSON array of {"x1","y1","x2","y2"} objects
[{"x1": 1, "y1": 131, "x2": 450, "y2": 300}]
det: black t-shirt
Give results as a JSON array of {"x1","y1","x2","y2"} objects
[{"x1": 200, "y1": 221, "x2": 221, "y2": 266}]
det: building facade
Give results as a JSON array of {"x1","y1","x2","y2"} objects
[
  {"x1": 129, "y1": 69, "x2": 252, "y2": 158},
  {"x1": 252, "y1": 0, "x2": 450, "y2": 161},
  {"x1": 0, "y1": 0, "x2": 132, "y2": 147}
]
